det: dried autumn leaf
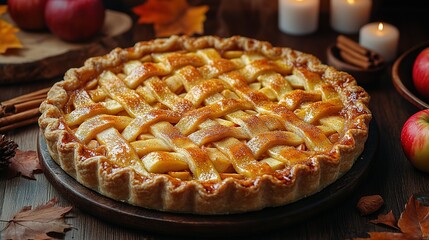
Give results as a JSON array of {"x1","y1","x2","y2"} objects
[
  {"x1": 369, "y1": 210, "x2": 399, "y2": 230},
  {"x1": 0, "y1": 5, "x2": 23, "y2": 54},
  {"x1": 155, "y1": 5, "x2": 208, "y2": 37},
  {"x1": 8, "y1": 149, "x2": 42, "y2": 179},
  {"x1": 1, "y1": 198, "x2": 73, "y2": 240},
  {"x1": 398, "y1": 194, "x2": 429, "y2": 238},
  {"x1": 355, "y1": 194, "x2": 429, "y2": 239},
  {"x1": 133, "y1": 0, "x2": 188, "y2": 25},
  {"x1": 132, "y1": 0, "x2": 209, "y2": 37},
  {"x1": 0, "y1": 5, "x2": 6, "y2": 15},
  {"x1": 0, "y1": 19, "x2": 23, "y2": 54}
]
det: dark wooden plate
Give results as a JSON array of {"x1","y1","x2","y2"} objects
[
  {"x1": 37, "y1": 120, "x2": 378, "y2": 237},
  {"x1": 392, "y1": 41, "x2": 429, "y2": 109}
]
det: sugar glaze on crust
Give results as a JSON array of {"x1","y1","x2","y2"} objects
[{"x1": 39, "y1": 35, "x2": 372, "y2": 214}]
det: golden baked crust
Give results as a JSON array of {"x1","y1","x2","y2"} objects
[{"x1": 38, "y1": 35, "x2": 372, "y2": 215}]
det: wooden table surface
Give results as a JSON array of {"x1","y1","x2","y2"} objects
[{"x1": 1, "y1": 1, "x2": 429, "y2": 239}]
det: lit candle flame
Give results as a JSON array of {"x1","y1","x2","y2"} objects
[
  {"x1": 378, "y1": 23, "x2": 384, "y2": 31},
  {"x1": 347, "y1": 0, "x2": 355, "y2": 4}
]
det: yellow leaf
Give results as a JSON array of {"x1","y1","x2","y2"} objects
[
  {"x1": 0, "y1": 19, "x2": 23, "y2": 54},
  {"x1": 0, "y1": 5, "x2": 6, "y2": 16}
]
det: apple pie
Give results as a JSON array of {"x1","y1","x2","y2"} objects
[{"x1": 39, "y1": 35, "x2": 372, "y2": 214}]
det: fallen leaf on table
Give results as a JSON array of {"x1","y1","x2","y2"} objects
[
  {"x1": 132, "y1": 0, "x2": 209, "y2": 37},
  {"x1": 7, "y1": 149, "x2": 42, "y2": 179},
  {"x1": 0, "y1": 5, "x2": 23, "y2": 54},
  {"x1": 397, "y1": 194, "x2": 429, "y2": 238},
  {"x1": 369, "y1": 210, "x2": 399, "y2": 230},
  {"x1": 354, "y1": 194, "x2": 429, "y2": 239},
  {"x1": 0, "y1": 198, "x2": 73, "y2": 240}
]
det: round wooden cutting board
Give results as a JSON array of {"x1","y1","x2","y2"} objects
[
  {"x1": 37, "y1": 120, "x2": 378, "y2": 237},
  {"x1": 0, "y1": 10, "x2": 132, "y2": 84}
]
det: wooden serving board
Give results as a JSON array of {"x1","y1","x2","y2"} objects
[
  {"x1": 37, "y1": 120, "x2": 378, "y2": 237},
  {"x1": 0, "y1": 10, "x2": 132, "y2": 84}
]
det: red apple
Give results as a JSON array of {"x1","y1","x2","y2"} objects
[
  {"x1": 44, "y1": 0, "x2": 105, "y2": 42},
  {"x1": 7, "y1": 0, "x2": 48, "y2": 31},
  {"x1": 412, "y1": 47, "x2": 429, "y2": 100},
  {"x1": 401, "y1": 109, "x2": 429, "y2": 172}
]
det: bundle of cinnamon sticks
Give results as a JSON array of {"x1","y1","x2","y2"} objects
[
  {"x1": 0, "y1": 87, "x2": 49, "y2": 132},
  {"x1": 336, "y1": 35, "x2": 384, "y2": 69}
]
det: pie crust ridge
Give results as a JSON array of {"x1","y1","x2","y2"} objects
[{"x1": 39, "y1": 35, "x2": 372, "y2": 214}]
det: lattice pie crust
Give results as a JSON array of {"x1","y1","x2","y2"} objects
[{"x1": 39, "y1": 35, "x2": 372, "y2": 214}]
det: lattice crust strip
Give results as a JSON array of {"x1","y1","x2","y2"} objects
[{"x1": 39, "y1": 35, "x2": 372, "y2": 214}]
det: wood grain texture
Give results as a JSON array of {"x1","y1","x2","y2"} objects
[{"x1": 1, "y1": 1, "x2": 429, "y2": 239}]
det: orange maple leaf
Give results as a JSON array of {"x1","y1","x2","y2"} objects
[
  {"x1": 0, "y1": 5, "x2": 23, "y2": 54},
  {"x1": 133, "y1": 0, "x2": 188, "y2": 25},
  {"x1": 0, "y1": 198, "x2": 73, "y2": 240},
  {"x1": 7, "y1": 149, "x2": 42, "y2": 179},
  {"x1": 132, "y1": 0, "x2": 208, "y2": 37},
  {"x1": 354, "y1": 194, "x2": 429, "y2": 239}
]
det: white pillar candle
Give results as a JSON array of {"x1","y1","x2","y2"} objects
[
  {"x1": 278, "y1": 0, "x2": 320, "y2": 35},
  {"x1": 330, "y1": 0, "x2": 372, "y2": 34},
  {"x1": 359, "y1": 22, "x2": 400, "y2": 62}
]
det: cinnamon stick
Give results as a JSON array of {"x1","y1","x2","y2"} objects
[
  {"x1": 337, "y1": 35, "x2": 372, "y2": 57},
  {"x1": 0, "y1": 87, "x2": 50, "y2": 132},
  {"x1": 339, "y1": 51, "x2": 372, "y2": 69},
  {"x1": 1, "y1": 87, "x2": 48, "y2": 117},
  {"x1": 337, "y1": 42, "x2": 371, "y2": 63},
  {"x1": 336, "y1": 34, "x2": 385, "y2": 69},
  {"x1": 0, "y1": 116, "x2": 39, "y2": 133},
  {"x1": 13, "y1": 97, "x2": 45, "y2": 114},
  {"x1": 1, "y1": 87, "x2": 49, "y2": 106},
  {"x1": 0, "y1": 108, "x2": 40, "y2": 127}
]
